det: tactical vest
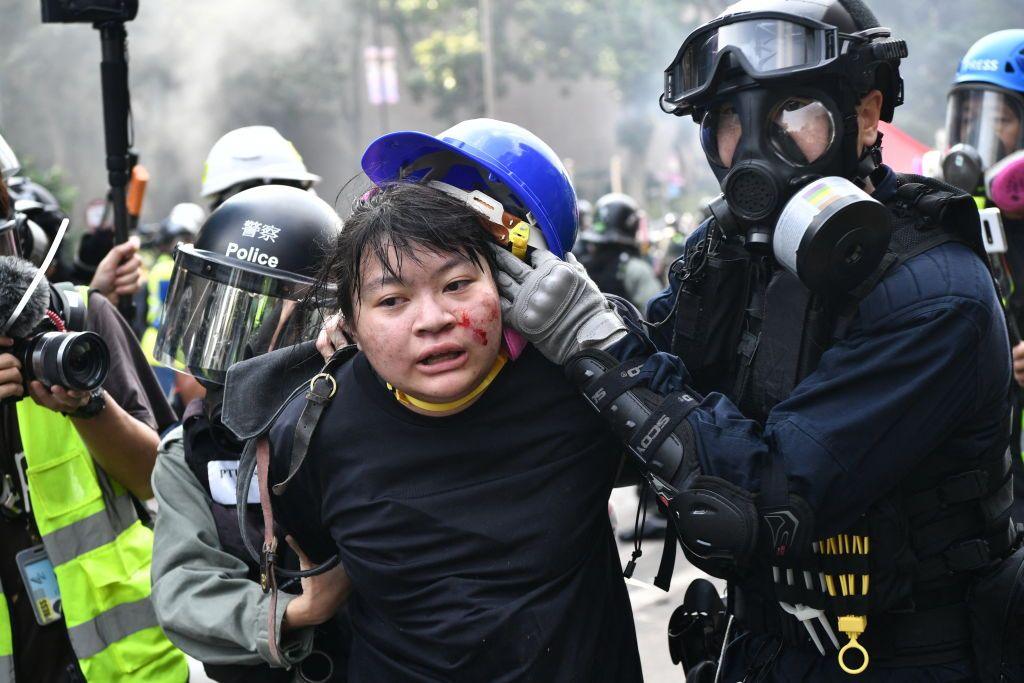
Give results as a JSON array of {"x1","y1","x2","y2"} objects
[
  {"x1": 669, "y1": 175, "x2": 1018, "y2": 664},
  {"x1": 0, "y1": 287, "x2": 188, "y2": 683},
  {"x1": 180, "y1": 400, "x2": 292, "y2": 683}
]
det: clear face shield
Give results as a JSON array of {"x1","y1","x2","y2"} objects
[
  {"x1": 946, "y1": 86, "x2": 1024, "y2": 169},
  {"x1": 154, "y1": 245, "x2": 327, "y2": 384}
]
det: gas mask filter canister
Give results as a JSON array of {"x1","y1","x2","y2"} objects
[
  {"x1": 773, "y1": 177, "x2": 892, "y2": 294},
  {"x1": 986, "y1": 150, "x2": 1024, "y2": 215}
]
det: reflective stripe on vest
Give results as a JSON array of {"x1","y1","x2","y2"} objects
[
  {"x1": 0, "y1": 576, "x2": 13, "y2": 683},
  {"x1": 12, "y1": 286, "x2": 187, "y2": 682}
]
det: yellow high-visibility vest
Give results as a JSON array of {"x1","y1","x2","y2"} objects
[{"x1": 0, "y1": 286, "x2": 187, "y2": 682}]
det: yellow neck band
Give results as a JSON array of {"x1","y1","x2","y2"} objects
[{"x1": 388, "y1": 352, "x2": 507, "y2": 413}]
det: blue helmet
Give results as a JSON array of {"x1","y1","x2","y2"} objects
[
  {"x1": 953, "y1": 29, "x2": 1024, "y2": 92},
  {"x1": 943, "y1": 30, "x2": 1024, "y2": 190},
  {"x1": 361, "y1": 118, "x2": 578, "y2": 258}
]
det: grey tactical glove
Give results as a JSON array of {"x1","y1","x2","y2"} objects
[{"x1": 492, "y1": 245, "x2": 627, "y2": 365}]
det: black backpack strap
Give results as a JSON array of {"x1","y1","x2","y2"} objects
[{"x1": 274, "y1": 345, "x2": 359, "y2": 495}]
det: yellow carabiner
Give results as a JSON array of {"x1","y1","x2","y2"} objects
[
  {"x1": 508, "y1": 221, "x2": 531, "y2": 260},
  {"x1": 837, "y1": 615, "x2": 869, "y2": 675}
]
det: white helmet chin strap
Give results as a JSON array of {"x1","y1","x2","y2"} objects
[
  {"x1": 427, "y1": 181, "x2": 548, "y2": 253},
  {"x1": 2, "y1": 217, "x2": 69, "y2": 335}
]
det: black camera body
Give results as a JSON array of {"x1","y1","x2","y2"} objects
[
  {"x1": 40, "y1": 0, "x2": 137, "y2": 24},
  {"x1": 3, "y1": 285, "x2": 109, "y2": 396}
]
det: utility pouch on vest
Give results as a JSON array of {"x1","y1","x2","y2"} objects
[
  {"x1": 968, "y1": 536, "x2": 1024, "y2": 682},
  {"x1": 672, "y1": 253, "x2": 748, "y2": 387}
]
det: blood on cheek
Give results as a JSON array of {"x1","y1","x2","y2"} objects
[{"x1": 456, "y1": 310, "x2": 489, "y2": 346}]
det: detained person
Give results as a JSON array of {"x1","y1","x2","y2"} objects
[{"x1": 265, "y1": 120, "x2": 644, "y2": 682}]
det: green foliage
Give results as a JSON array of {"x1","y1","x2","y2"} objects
[
  {"x1": 18, "y1": 160, "x2": 77, "y2": 214},
  {"x1": 383, "y1": 0, "x2": 720, "y2": 120}
]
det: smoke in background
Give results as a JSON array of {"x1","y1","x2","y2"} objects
[
  {"x1": 0, "y1": 0, "x2": 1020, "y2": 230},
  {"x1": 0, "y1": 1, "x2": 362, "y2": 223}
]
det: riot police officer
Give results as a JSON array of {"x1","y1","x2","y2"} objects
[
  {"x1": 577, "y1": 193, "x2": 662, "y2": 310},
  {"x1": 149, "y1": 185, "x2": 351, "y2": 682},
  {"x1": 492, "y1": 0, "x2": 1022, "y2": 679}
]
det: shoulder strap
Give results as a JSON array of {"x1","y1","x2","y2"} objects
[
  {"x1": 274, "y1": 344, "x2": 358, "y2": 495},
  {"x1": 234, "y1": 346, "x2": 357, "y2": 572}
]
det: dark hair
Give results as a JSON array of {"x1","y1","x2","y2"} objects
[{"x1": 316, "y1": 181, "x2": 498, "y2": 320}]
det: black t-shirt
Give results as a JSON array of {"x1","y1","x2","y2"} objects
[
  {"x1": 271, "y1": 345, "x2": 643, "y2": 683},
  {"x1": 0, "y1": 290, "x2": 176, "y2": 683}
]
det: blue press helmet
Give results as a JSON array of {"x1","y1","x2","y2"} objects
[
  {"x1": 361, "y1": 118, "x2": 578, "y2": 258},
  {"x1": 953, "y1": 29, "x2": 1024, "y2": 92},
  {"x1": 944, "y1": 30, "x2": 1024, "y2": 188}
]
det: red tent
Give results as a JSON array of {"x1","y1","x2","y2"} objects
[{"x1": 878, "y1": 121, "x2": 932, "y2": 174}]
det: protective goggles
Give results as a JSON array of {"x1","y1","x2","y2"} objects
[
  {"x1": 154, "y1": 245, "x2": 327, "y2": 384},
  {"x1": 945, "y1": 85, "x2": 1024, "y2": 170},
  {"x1": 663, "y1": 12, "x2": 886, "y2": 113}
]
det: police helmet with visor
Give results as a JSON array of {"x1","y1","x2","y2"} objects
[{"x1": 154, "y1": 185, "x2": 341, "y2": 384}]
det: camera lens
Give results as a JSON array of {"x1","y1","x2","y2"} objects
[{"x1": 30, "y1": 331, "x2": 109, "y2": 391}]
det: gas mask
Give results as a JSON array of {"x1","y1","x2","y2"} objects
[
  {"x1": 699, "y1": 86, "x2": 892, "y2": 293},
  {"x1": 660, "y1": 7, "x2": 905, "y2": 295}
]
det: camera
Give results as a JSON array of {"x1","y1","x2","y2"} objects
[
  {"x1": 40, "y1": 0, "x2": 138, "y2": 24},
  {"x1": 10, "y1": 331, "x2": 108, "y2": 392},
  {"x1": 2, "y1": 284, "x2": 109, "y2": 395}
]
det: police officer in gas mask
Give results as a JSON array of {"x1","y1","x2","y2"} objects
[
  {"x1": 148, "y1": 185, "x2": 351, "y2": 683},
  {"x1": 489, "y1": 0, "x2": 1023, "y2": 679}
]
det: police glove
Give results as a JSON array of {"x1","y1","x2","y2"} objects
[{"x1": 492, "y1": 245, "x2": 627, "y2": 365}]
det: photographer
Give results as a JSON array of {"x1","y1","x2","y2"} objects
[{"x1": 0, "y1": 171, "x2": 187, "y2": 681}]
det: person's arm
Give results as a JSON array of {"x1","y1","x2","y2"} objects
[
  {"x1": 497, "y1": 241, "x2": 1007, "y2": 537},
  {"x1": 29, "y1": 291, "x2": 178, "y2": 500},
  {"x1": 150, "y1": 431, "x2": 322, "y2": 666}
]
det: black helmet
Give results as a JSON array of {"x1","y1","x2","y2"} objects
[
  {"x1": 7, "y1": 178, "x2": 66, "y2": 269},
  {"x1": 582, "y1": 193, "x2": 642, "y2": 246},
  {"x1": 155, "y1": 185, "x2": 342, "y2": 384}
]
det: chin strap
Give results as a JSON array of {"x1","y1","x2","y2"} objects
[
  {"x1": 388, "y1": 352, "x2": 508, "y2": 413},
  {"x1": 854, "y1": 131, "x2": 886, "y2": 188}
]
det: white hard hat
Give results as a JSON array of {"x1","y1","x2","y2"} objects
[
  {"x1": 164, "y1": 202, "x2": 206, "y2": 238},
  {"x1": 0, "y1": 132, "x2": 21, "y2": 179},
  {"x1": 200, "y1": 125, "x2": 321, "y2": 199}
]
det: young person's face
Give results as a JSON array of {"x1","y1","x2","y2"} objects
[{"x1": 348, "y1": 245, "x2": 502, "y2": 407}]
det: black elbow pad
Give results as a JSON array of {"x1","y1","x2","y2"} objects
[{"x1": 669, "y1": 476, "x2": 760, "y2": 578}]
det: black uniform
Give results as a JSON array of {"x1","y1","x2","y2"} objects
[
  {"x1": 634, "y1": 170, "x2": 1016, "y2": 680},
  {"x1": 270, "y1": 346, "x2": 642, "y2": 683}
]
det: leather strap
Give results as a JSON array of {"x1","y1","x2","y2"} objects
[{"x1": 255, "y1": 437, "x2": 282, "y2": 665}]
